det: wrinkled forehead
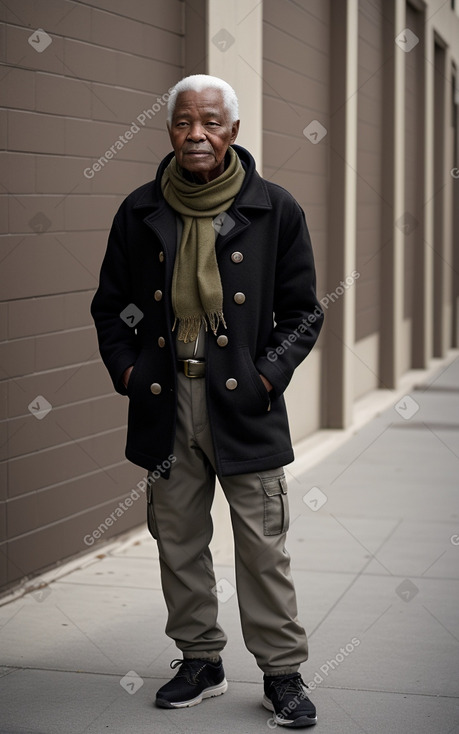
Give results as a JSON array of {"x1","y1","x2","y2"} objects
[{"x1": 172, "y1": 88, "x2": 227, "y2": 118}]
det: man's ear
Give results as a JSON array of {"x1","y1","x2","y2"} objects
[{"x1": 230, "y1": 120, "x2": 240, "y2": 144}]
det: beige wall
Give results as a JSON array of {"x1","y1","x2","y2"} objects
[
  {"x1": 262, "y1": 0, "x2": 329, "y2": 437},
  {"x1": 403, "y1": 2, "x2": 423, "y2": 365},
  {"x1": 1, "y1": 0, "x2": 459, "y2": 592},
  {"x1": 207, "y1": 0, "x2": 263, "y2": 170},
  {"x1": 0, "y1": 0, "x2": 184, "y2": 591},
  {"x1": 354, "y1": 0, "x2": 385, "y2": 397},
  {"x1": 263, "y1": 0, "x2": 459, "y2": 417}
]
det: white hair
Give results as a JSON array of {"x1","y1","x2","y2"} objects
[{"x1": 167, "y1": 74, "x2": 239, "y2": 124}]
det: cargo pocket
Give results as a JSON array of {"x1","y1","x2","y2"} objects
[
  {"x1": 146, "y1": 480, "x2": 158, "y2": 540},
  {"x1": 259, "y1": 471, "x2": 289, "y2": 536}
]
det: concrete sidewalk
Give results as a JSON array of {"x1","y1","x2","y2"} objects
[{"x1": 1, "y1": 355, "x2": 459, "y2": 733}]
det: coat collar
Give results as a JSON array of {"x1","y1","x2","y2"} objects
[{"x1": 132, "y1": 145, "x2": 272, "y2": 215}]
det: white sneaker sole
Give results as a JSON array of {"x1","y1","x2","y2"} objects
[
  {"x1": 156, "y1": 678, "x2": 228, "y2": 708},
  {"x1": 263, "y1": 694, "x2": 318, "y2": 727}
]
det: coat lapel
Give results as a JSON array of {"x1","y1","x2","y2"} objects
[{"x1": 142, "y1": 205, "x2": 177, "y2": 265}]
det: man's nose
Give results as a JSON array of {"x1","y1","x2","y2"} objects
[{"x1": 187, "y1": 123, "x2": 206, "y2": 141}]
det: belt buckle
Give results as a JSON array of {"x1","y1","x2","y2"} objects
[{"x1": 182, "y1": 359, "x2": 205, "y2": 378}]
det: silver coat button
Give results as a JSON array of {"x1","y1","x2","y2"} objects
[
  {"x1": 226, "y1": 378, "x2": 238, "y2": 390},
  {"x1": 234, "y1": 292, "x2": 246, "y2": 304},
  {"x1": 217, "y1": 335, "x2": 228, "y2": 347},
  {"x1": 158, "y1": 336, "x2": 165, "y2": 348},
  {"x1": 154, "y1": 290, "x2": 163, "y2": 301},
  {"x1": 231, "y1": 251, "x2": 243, "y2": 263},
  {"x1": 150, "y1": 383, "x2": 161, "y2": 395},
  {"x1": 159, "y1": 251, "x2": 164, "y2": 262}
]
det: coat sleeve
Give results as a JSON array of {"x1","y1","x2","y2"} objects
[
  {"x1": 255, "y1": 194, "x2": 324, "y2": 398},
  {"x1": 90, "y1": 211, "x2": 140, "y2": 396}
]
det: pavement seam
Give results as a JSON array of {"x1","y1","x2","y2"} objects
[{"x1": 1, "y1": 665, "x2": 458, "y2": 700}]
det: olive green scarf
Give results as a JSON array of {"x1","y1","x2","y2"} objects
[{"x1": 161, "y1": 147, "x2": 245, "y2": 342}]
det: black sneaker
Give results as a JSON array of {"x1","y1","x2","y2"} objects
[
  {"x1": 263, "y1": 673, "x2": 317, "y2": 727},
  {"x1": 155, "y1": 657, "x2": 228, "y2": 708}
]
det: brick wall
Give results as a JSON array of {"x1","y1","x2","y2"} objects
[
  {"x1": 0, "y1": 0, "x2": 183, "y2": 591},
  {"x1": 262, "y1": 0, "x2": 329, "y2": 299}
]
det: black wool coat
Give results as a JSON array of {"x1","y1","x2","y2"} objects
[{"x1": 91, "y1": 145, "x2": 324, "y2": 477}]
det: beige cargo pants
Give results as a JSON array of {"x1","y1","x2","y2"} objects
[{"x1": 147, "y1": 370, "x2": 308, "y2": 675}]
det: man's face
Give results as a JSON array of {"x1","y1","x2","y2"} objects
[{"x1": 168, "y1": 88, "x2": 240, "y2": 183}]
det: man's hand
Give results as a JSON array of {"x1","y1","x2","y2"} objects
[
  {"x1": 122, "y1": 365, "x2": 134, "y2": 389},
  {"x1": 259, "y1": 373, "x2": 273, "y2": 393}
]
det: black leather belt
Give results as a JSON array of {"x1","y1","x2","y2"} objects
[{"x1": 178, "y1": 358, "x2": 206, "y2": 378}]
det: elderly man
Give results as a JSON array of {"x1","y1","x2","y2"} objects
[{"x1": 91, "y1": 74, "x2": 323, "y2": 728}]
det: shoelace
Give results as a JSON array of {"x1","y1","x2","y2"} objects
[
  {"x1": 170, "y1": 658, "x2": 207, "y2": 684},
  {"x1": 270, "y1": 675, "x2": 308, "y2": 700}
]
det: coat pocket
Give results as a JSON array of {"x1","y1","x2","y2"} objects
[
  {"x1": 239, "y1": 346, "x2": 271, "y2": 414},
  {"x1": 125, "y1": 347, "x2": 155, "y2": 399},
  {"x1": 259, "y1": 470, "x2": 289, "y2": 536},
  {"x1": 125, "y1": 353, "x2": 142, "y2": 397}
]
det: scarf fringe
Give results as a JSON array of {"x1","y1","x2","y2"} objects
[
  {"x1": 207, "y1": 310, "x2": 227, "y2": 336},
  {"x1": 173, "y1": 312, "x2": 226, "y2": 343}
]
